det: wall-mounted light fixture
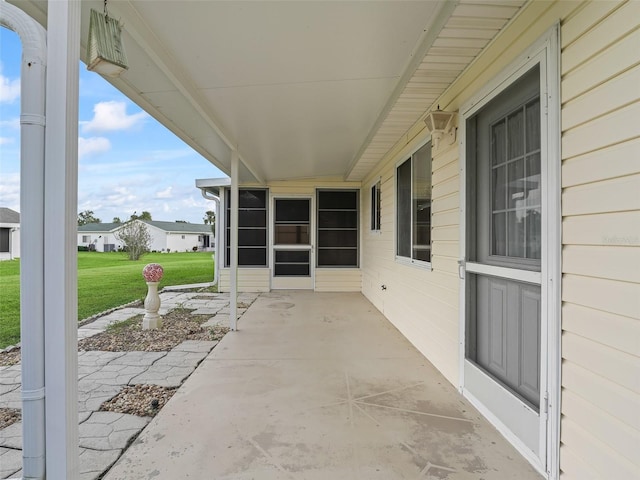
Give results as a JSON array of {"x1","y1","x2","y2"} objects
[
  {"x1": 424, "y1": 106, "x2": 457, "y2": 149},
  {"x1": 86, "y1": 4, "x2": 128, "y2": 78}
]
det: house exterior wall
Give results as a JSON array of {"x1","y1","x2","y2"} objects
[
  {"x1": 165, "y1": 232, "x2": 203, "y2": 252},
  {"x1": 77, "y1": 232, "x2": 116, "y2": 252},
  {"x1": 558, "y1": 2, "x2": 640, "y2": 478},
  {"x1": 361, "y1": 1, "x2": 639, "y2": 478},
  {"x1": 0, "y1": 224, "x2": 20, "y2": 260}
]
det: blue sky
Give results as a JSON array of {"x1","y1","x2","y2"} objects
[{"x1": 0, "y1": 27, "x2": 226, "y2": 224}]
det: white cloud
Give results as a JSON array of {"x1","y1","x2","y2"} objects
[
  {"x1": 0, "y1": 172, "x2": 20, "y2": 210},
  {"x1": 0, "y1": 117, "x2": 20, "y2": 129},
  {"x1": 0, "y1": 73, "x2": 20, "y2": 103},
  {"x1": 155, "y1": 186, "x2": 173, "y2": 199},
  {"x1": 0, "y1": 137, "x2": 14, "y2": 145},
  {"x1": 81, "y1": 101, "x2": 148, "y2": 133},
  {"x1": 78, "y1": 136, "x2": 111, "y2": 159}
]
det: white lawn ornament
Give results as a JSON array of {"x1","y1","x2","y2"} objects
[{"x1": 142, "y1": 263, "x2": 164, "y2": 329}]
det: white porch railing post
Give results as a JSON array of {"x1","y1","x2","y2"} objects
[
  {"x1": 230, "y1": 151, "x2": 239, "y2": 331},
  {"x1": 43, "y1": 0, "x2": 80, "y2": 478}
]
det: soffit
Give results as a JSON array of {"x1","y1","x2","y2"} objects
[{"x1": 346, "y1": 0, "x2": 527, "y2": 181}]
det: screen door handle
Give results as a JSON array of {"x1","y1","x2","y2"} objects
[{"x1": 457, "y1": 259, "x2": 465, "y2": 279}]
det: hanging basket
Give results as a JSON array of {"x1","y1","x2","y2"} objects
[{"x1": 87, "y1": 8, "x2": 128, "y2": 77}]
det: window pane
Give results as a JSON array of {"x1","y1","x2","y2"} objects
[
  {"x1": 239, "y1": 189, "x2": 266, "y2": 208},
  {"x1": 492, "y1": 212, "x2": 506, "y2": 256},
  {"x1": 491, "y1": 119, "x2": 506, "y2": 166},
  {"x1": 412, "y1": 143, "x2": 432, "y2": 262},
  {"x1": 318, "y1": 190, "x2": 357, "y2": 209},
  {"x1": 275, "y1": 250, "x2": 309, "y2": 263},
  {"x1": 238, "y1": 248, "x2": 267, "y2": 266},
  {"x1": 275, "y1": 199, "x2": 309, "y2": 223},
  {"x1": 274, "y1": 249, "x2": 310, "y2": 277},
  {"x1": 525, "y1": 98, "x2": 540, "y2": 153},
  {"x1": 274, "y1": 225, "x2": 309, "y2": 245},
  {"x1": 492, "y1": 165, "x2": 506, "y2": 210},
  {"x1": 238, "y1": 228, "x2": 267, "y2": 247},
  {"x1": 526, "y1": 208, "x2": 542, "y2": 259},
  {"x1": 396, "y1": 159, "x2": 411, "y2": 258},
  {"x1": 274, "y1": 263, "x2": 310, "y2": 277},
  {"x1": 318, "y1": 249, "x2": 358, "y2": 266},
  {"x1": 318, "y1": 230, "x2": 358, "y2": 248},
  {"x1": 507, "y1": 159, "x2": 525, "y2": 209},
  {"x1": 507, "y1": 108, "x2": 524, "y2": 159},
  {"x1": 318, "y1": 210, "x2": 357, "y2": 229},
  {"x1": 507, "y1": 210, "x2": 526, "y2": 257},
  {"x1": 239, "y1": 210, "x2": 266, "y2": 228}
]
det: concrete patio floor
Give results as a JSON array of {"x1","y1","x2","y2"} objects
[{"x1": 104, "y1": 291, "x2": 543, "y2": 480}]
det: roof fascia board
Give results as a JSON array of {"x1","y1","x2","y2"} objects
[{"x1": 345, "y1": 0, "x2": 459, "y2": 179}]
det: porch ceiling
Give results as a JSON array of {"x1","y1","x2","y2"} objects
[{"x1": 12, "y1": 0, "x2": 525, "y2": 184}]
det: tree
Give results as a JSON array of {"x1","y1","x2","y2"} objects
[
  {"x1": 203, "y1": 210, "x2": 216, "y2": 236},
  {"x1": 78, "y1": 210, "x2": 101, "y2": 226},
  {"x1": 130, "y1": 211, "x2": 152, "y2": 221},
  {"x1": 115, "y1": 220, "x2": 151, "y2": 261},
  {"x1": 112, "y1": 217, "x2": 122, "y2": 224}
]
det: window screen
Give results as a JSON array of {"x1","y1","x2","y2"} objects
[
  {"x1": 317, "y1": 190, "x2": 359, "y2": 267},
  {"x1": 225, "y1": 189, "x2": 268, "y2": 267}
]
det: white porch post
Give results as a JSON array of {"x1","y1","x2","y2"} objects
[
  {"x1": 230, "y1": 151, "x2": 239, "y2": 331},
  {"x1": 43, "y1": 0, "x2": 80, "y2": 478}
]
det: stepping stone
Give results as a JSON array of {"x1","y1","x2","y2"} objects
[
  {"x1": 108, "y1": 352, "x2": 166, "y2": 367},
  {"x1": 129, "y1": 365, "x2": 193, "y2": 388},
  {"x1": 0, "y1": 421, "x2": 22, "y2": 449},
  {"x1": 81, "y1": 364, "x2": 148, "y2": 387},
  {"x1": 153, "y1": 349, "x2": 215, "y2": 369},
  {"x1": 171, "y1": 340, "x2": 217, "y2": 354},
  {"x1": 79, "y1": 446, "x2": 121, "y2": 480},
  {"x1": 78, "y1": 384, "x2": 122, "y2": 413},
  {"x1": 0, "y1": 447, "x2": 21, "y2": 479},
  {"x1": 79, "y1": 411, "x2": 150, "y2": 451}
]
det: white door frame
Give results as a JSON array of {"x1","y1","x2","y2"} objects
[
  {"x1": 270, "y1": 194, "x2": 315, "y2": 290},
  {"x1": 458, "y1": 25, "x2": 561, "y2": 479}
]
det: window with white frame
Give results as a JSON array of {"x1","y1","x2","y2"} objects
[
  {"x1": 316, "y1": 189, "x2": 359, "y2": 267},
  {"x1": 370, "y1": 180, "x2": 381, "y2": 231},
  {"x1": 82, "y1": 235, "x2": 91, "y2": 243},
  {"x1": 396, "y1": 141, "x2": 432, "y2": 264},
  {"x1": 224, "y1": 188, "x2": 268, "y2": 267}
]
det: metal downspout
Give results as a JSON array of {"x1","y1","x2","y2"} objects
[
  {"x1": 0, "y1": 1, "x2": 47, "y2": 478},
  {"x1": 200, "y1": 189, "x2": 220, "y2": 286}
]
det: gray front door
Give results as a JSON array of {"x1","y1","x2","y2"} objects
[{"x1": 464, "y1": 65, "x2": 545, "y2": 460}]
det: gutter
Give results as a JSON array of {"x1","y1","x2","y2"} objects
[{"x1": 0, "y1": 1, "x2": 47, "y2": 478}]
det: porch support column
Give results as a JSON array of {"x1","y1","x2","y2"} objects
[
  {"x1": 43, "y1": 0, "x2": 80, "y2": 477},
  {"x1": 229, "y1": 150, "x2": 239, "y2": 331}
]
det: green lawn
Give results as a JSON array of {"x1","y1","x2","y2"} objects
[{"x1": 0, "y1": 251, "x2": 215, "y2": 348}]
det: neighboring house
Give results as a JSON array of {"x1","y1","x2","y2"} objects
[
  {"x1": 8, "y1": 1, "x2": 639, "y2": 479},
  {"x1": 0, "y1": 207, "x2": 20, "y2": 260},
  {"x1": 77, "y1": 220, "x2": 214, "y2": 253}
]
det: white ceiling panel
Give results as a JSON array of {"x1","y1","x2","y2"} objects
[{"x1": 10, "y1": 0, "x2": 526, "y2": 183}]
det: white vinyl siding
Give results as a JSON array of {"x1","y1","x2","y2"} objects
[
  {"x1": 218, "y1": 268, "x2": 270, "y2": 293},
  {"x1": 362, "y1": 136, "x2": 460, "y2": 385},
  {"x1": 560, "y1": 2, "x2": 640, "y2": 478},
  {"x1": 359, "y1": 1, "x2": 638, "y2": 478},
  {"x1": 315, "y1": 269, "x2": 362, "y2": 292}
]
